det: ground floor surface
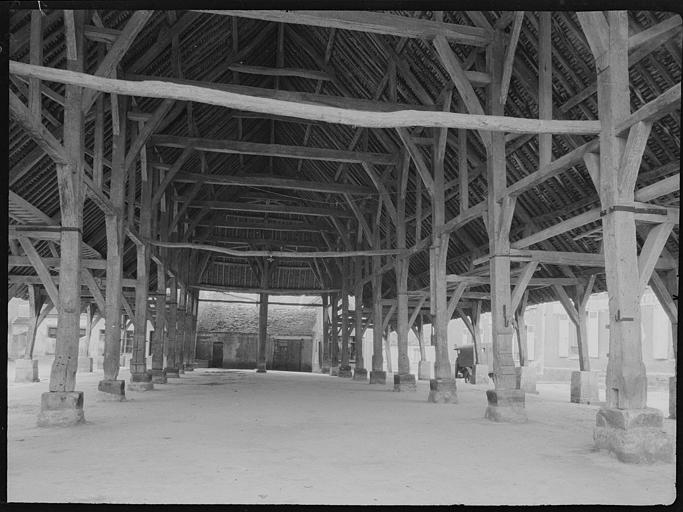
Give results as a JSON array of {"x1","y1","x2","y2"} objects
[{"x1": 6, "y1": 362, "x2": 676, "y2": 505}]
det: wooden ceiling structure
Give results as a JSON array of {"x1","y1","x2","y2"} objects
[{"x1": 6, "y1": 9, "x2": 681, "y2": 424}]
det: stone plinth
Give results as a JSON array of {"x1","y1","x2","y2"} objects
[
  {"x1": 515, "y1": 366, "x2": 538, "y2": 394},
  {"x1": 669, "y1": 377, "x2": 676, "y2": 419},
  {"x1": 97, "y1": 379, "x2": 126, "y2": 401},
  {"x1": 165, "y1": 367, "x2": 180, "y2": 378},
  {"x1": 418, "y1": 361, "x2": 432, "y2": 381},
  {"x1": 77, "y1": 356, "x2": 93, "y2": 373},
  {"x1": 594, "y1": 407, "x2": 673, "y2": 463},
  {"x1": 95, "y1": 356, "x2": 105, "y2": 370},
  {"x1": 471, "y1": 364, "x2": 489, "y2": 385},
  {"x1": 15, "y1": 358, "x2": 39, "y2": 383},
  {"x1": 178, "y1": 366, "x2": 185, "y2": 374},
  {"x1": 485, "y1": 389, "x2": 527, "y2": 423},
  {"x1": 129, "y1": 372, "x2": 153, "y2": 392},
  {"x1": 184, "y1": 363, "x2": 194, "y2": 372},
  {"x1": 37, "y1": 391, "x2": 85, "y2": 427},
  {"x1": 369, "y1": 370, "x2": 386, "y2": 384},
  {"x1": 394, "y1": 374, "x2": 417, "y2": 392},
  {"x1": 151, "y1": 368, "x2": 167, "y2": 384},
  {"x1": 194, "y1": 359, "x2": 209, "y2": 368},
  {"x1": 338, "y1": 365, "x2": 353, "y2": 378},
  {"x1": 428, "y1": 378, "x2": 458, "y2": 403},
  {"x1": 353, "y1": 368, "x2": 368, "y2": 381},
  {"x1": 329, "y1": 365, "x2": 340, "y2": 377},
  {"x1": 570, "y1": 370, "x2": 599, "y2": 404}
]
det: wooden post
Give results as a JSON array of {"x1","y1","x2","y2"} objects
[
  {"x1": 321, "y1": 293, "x2": 330, "y2": 373},
  {"x1": 151, "y1": 169, "x2": 168, "y2": 382},
  {"x1": 578, "y1": 11, "x2": 672, "y2": 460},
  {"x1": 165, "y1": 274, "x2": 179, "y2": 377},
  {"x1": 129, "y1": 134, "x2": 153, "y2": 389},
  {"x1": 370, "y1": 225, "x2": 385, "y2": 384},
  {"x1": 38, "y1": 10, "x2": 86, "y2": 426},
  {"x1": 395, "y1": 158, "x2": 415, "y2": 391},
  {"x1": 183, "y1": 285, "x2": 195, "y2": 370},
  {"x1": 15, "y1": 285, "x2": 48, "y2": 383},
  {"x1": 330, "y1": 292, "x2": 340, "y2": 373},
  {"x1": 483, "y1": 27, "x2": 526, "y2": 422},
  {"x1": 513, "y1": 290, "x2": 529, "y2": 367},
  {"x1": 257, "y1": 258, "x2": 269, "y2": 373},
  {"x1": 428, "y1": 100, "x2": 457, "y2": 402},
  {"x1": 102, "y1": 93, "x2": 127, "y2": 389},
  {"x1": 176, "y1": 256, "x2": 187, "y2": 373},
  {"x1": 384, "y1": 324, "x2": 393, "y2": 374},
  {"x1": 339, "y1": 260, "x2": 352, "y2": 377},
  {"x1": 353, "y1": 258, "x2": 367, "y2": 380}
]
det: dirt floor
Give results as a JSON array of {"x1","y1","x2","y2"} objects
[{"x1": 6, "y1": 361, "x2": 676, "y2": 505}]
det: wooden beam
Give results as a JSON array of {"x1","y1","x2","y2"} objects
[
  {"x1": 81, "y1": 267, "x2": 106, "y2": 314},
  {"x1": 9, "y1": 90, "x2": 68, "y2": 164},
  {"x1": 511, "y1": 207, "x2": 602, "y2": 249},
  {"x1": 576, "y1": 12, "x2": 610, "y2": 59},
  {"x1": 151, "y1": 146, "x2": 194, "y2": 205},
  {"x1": 228, "y1": 64, "x2": 332, "y2": 81},
  {"x1": 618, "y1": 121, "x2": 653, "y2": 195},
  {"x1": 152, "y1": 134, "x2": 396, "y2": 165},
  {"x1": 438, "y1": 201, "x2": 487, "y2": 237},
  {"x1": 638, "y1": 222, "x2": 675, "y2": 293},
  {"x1": 18, "y1": 236, "x2": 61, "y2": 310},
  {"x1": 171, "y1": 171, "x2": 374, "y2": 195},
  {"x1": 81, "y1": 10, "x2": 154, "y2": 113},
  {"x1": 203, "y1": 10, "x2": 493, "y2": 45},
  {"x1": 510, "y1": 260, "x2": 538, "y2": 312},
  {"x1": 123, "y1": 98, "x2": 175, "y2": 173},
  {"x1": 396, "y1": 127, "x2": 435, "y2": 197},
  {"x1": 538, "y1": 12, "x2": 553, "y2": 168},
  {"x1": 615, "y1": 82, "x2": 681, "y2": 135},
  {"x1": 152, "y1": 240, "x2": 406, "y2": 259},
  {"x1": 11, "y1": 61, "x2": 602, "y2": 134},
  {"x1": 635, "y1": 174, "x2": 680, "y2": 202},
  {"x1": 29, "y1": 10, "x2": 43, "y2": 120},
  {"x1": 432, "y1": 34, "x2": 491, "y2": 149},
  {"x1": 447, "y1": 282, "x2": 468, "y2": 318},
  {"x1": 8, "y1": 255, "x2": 107, "y2": 269},
  {"x1": 177, "y1": 200, "x2": 354, "y2": 219},
  {"x1": 192, "y1": 284, "x2": 341, "y2": 295},
  {"x1": 499, "y1": 12, "x2": 524, "y2": 106}
]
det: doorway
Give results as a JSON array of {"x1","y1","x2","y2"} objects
[
  {"x1": 211, "y1": 342, "x2": 224, "y2": 368},
  {"x1": 272, "y1": 339, "x2": 302, "y2": 372}
]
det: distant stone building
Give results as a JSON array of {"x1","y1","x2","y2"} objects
[{"x1": 196, "y1": 293, "x2": 321, "y2": 372}]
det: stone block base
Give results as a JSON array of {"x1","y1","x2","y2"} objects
[
  {"x1": 151, "y1": 368, "x2": 167, "y2": 384},
  {"x1": 471, "y1": 364, "x2": 489, "y2": 385},
  {"x1": 369, "y1": 370, "x2": 386, "y2": 385},
  {"x1": 669, "y1": 376, "x2": 676, "y2": 419},
  {"x1": 178, "y1": 366, "x2": 185, "y2": 374},
  {"x1": 14, "y1": 359, "x2": 39, "y2": 383},
  {"x1": 428, "y1": 378, "x2": 458, "y2": 403},
  {"x1": 329, "y1": 365, "x2": 340, "y2": 377},
  {"x1": 353, "y1": 368, "x2": 368, "y2": 381},
  {"x1": 97, "y1": 380, "x2": 126, "y2": 401},
  {"x1": 184, "y1": 363, "x2": 194, "y2": 372},
  {"x1": 37, "y1": 391, "x2": 85, "y2": 427},
  {"x1": 485, "y1": 389, "x2": 527, "y2": 423},
  {"x1": 394, "y1": 374, "x2": 417, "y2": 392},
  {"x1": 77, "y1": 356, "x2": 93, "y2": 373},
  {"x1": 516, "y1": 365, "x2": 538, "y2": 394},
  {"x1": 338, "y1": 365, "x2": 353, "y2": 378},
  {"x1": 128, "y1": 381, "x2": 154, "y2": 392},
  {"x1": 417, "y1": 361, "x2": 432, "y2": 381},
  {"x1": 95, "y1": 356, "x2": 105, "y2": 370},
  {"x1": 570, "y1": 370, "x2": 599, "y2": 404},
  {"x1": 594, "y1": 407, "x2": 673, "y2": 463},
  {"x1": 194, "y1": 359, "x2": 209, "y2": 368},
  {"x1": 165, "y1": 368, "x2": 180, "y2": 378}
]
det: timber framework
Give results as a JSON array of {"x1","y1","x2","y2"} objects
[{"x1": 6, "y1": 8, "x2": 680, "y2": 465}]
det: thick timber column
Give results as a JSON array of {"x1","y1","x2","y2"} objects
[
  {"x1": 353, "y1": 259, "x2": 368, "y2": 380},
  {"x1": 77, "y1": 303, "x2": 95, "y2": 373},
  {"x1": 99, "y1": 91, "x2": 127, "y2": 400},
  {"x1": 470, "y1": 302, "x2": 488, "y2": 384},
  {"x1": 183, "y1": 288, "x2": 195, "y2": 371},
  {"x1": 151, "y1": 261, "x2": 167, "y2": 383},
  {"x1": 15, "y1": 285, "x2": 48, "y2": 383},
  {"x1": 650, "y1": 268, "x2": 677, "y2": 418},
  {"x1": 339, "y1": 261, "x2": 353, "y2": 378},
  {"x1": 321, "y1": 293, "x2": 330, "y2": 373},
  {"x1": 394, "y1": 160, "x2": 416, "y2": 392},
  {"x1": 129, "y1": 142, "x2": 153, "y2": 391},
  {"x1": 165, "y1": 275, "x2": 180, "y2": 377},
  {"x1": 428, "y1": 100, "x2": 457, "y2": 404},
  {"x1": 416, "y1": 315, "x2": 431, "y2": 380},
  {"x1": 176, "y1": 253, "x2": 187, "y2": 374},
  {"x1": 579, "y1": 11, "x2": 672, "y2": 462},
  {"x1": 513, "y1": 291, "x2": 536, "y2": 394},
  {"x1": 256, "y1": 259, "x2": 270, "y2": 373},
  {"x1": 38, "y1": 10, "x2": 86, "y2": 426},
  {"x1": 329, "y1": 292, "x2": 340, "y2": 376},
  {"x1": 369, "y1": 226, "x2": 386, "y2": 384},
  {"x1": 483, "y1": 28, "x2": 526, "y2": 422}
]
